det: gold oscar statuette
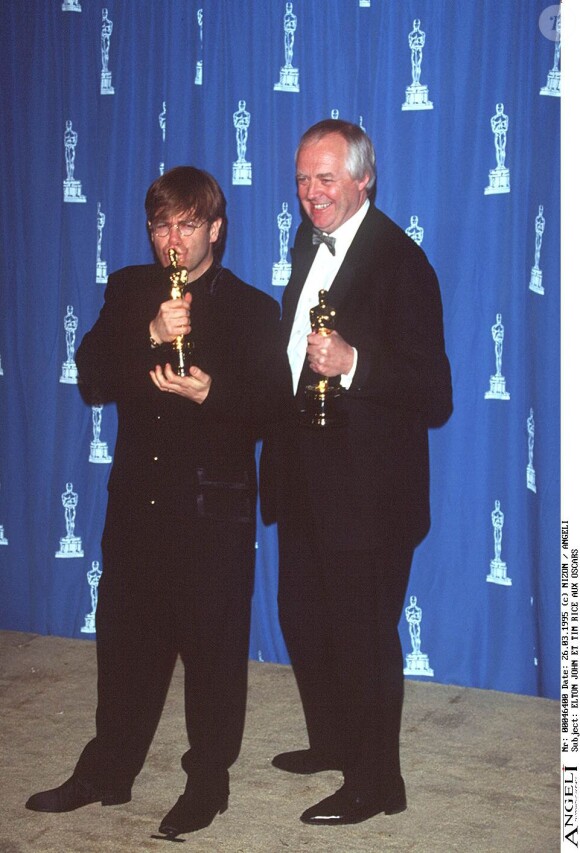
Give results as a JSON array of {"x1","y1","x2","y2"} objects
[
  {"x1": 299, "y1": 289, "x2": 345, "y2": 428},
  {"x1": 168, "y1": 247, "x2": 193, "y2": 377}
]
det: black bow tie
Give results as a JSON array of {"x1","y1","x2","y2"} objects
[{"x1": 312, "y1": 228, "x2": 336, "y2": 255}]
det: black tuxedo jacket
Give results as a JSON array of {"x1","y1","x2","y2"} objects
[
  {"x1": 76, "y1": 262, "x2": 287, "y2": 521},
  {"x1": 262, "y1": 204, "x2": 452, "y2": 550}
]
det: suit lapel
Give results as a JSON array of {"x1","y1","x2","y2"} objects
[
  {"x1": 281, "y1": 238, "x2": 317, "y2": 343},
  {"x1": 318, "y1": 206, "x2": 376, "y2": 311}
]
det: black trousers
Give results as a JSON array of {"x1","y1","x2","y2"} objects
[
  {"x1": 277, "y1": 485, "x2": 414, "y2": 798},
  {"x1": 74, "y1": 493, "x2": 255, "y2": 791}
]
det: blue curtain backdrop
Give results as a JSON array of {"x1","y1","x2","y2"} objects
[{"x1": 0, "y1": 1, "x2": 560, "y2": 699}]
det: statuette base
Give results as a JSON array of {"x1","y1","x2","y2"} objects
[
  {"x1": 55, "y1": 536, "x2": 84, "y2": 558},
  {"x1": 487, "y1": 558, "x2": 512, "y2": 586},
  {"x1": 272, "y1": 262, "x2": 291, "y2": 287},
  {"x1": 299, "y1": 383, "x2": 345, "y2": 429},
  {"x1": 60, "y1": 362, "x2": 78, "y2": 384},
  {"x1": 402, "y1": 84, "x2": 433, "y2": 111},
  {"x1": 485, "y1": 167, "x2": 510, "y2": 195},
  {"x1": 274, "y1": 66, "x2": 300, "y2": 92},
  {"x1": 529, "y1": 267, "x2": 544, "y2": 295},
  {"x1": 485, "y1": 375, "x2": 510, "y2": 400},
  {"x1": 100, "y1": 71, "x2": 114, "y2": 95},
  {"x1": 540, "y1": 70, "x2": 561, "y2": 97},
  {"x1": 63, "y1": 179, "x2": 86, "y2": 203},
  {"x1": 89, "y1": 441, "x2": 112, "y2": 464},
  {"x1": 404, "y1": 652, "x2": 434, "y2": 677},
  {"x1": 232, "y1": 161, "x2": 252, "y2": 186}
]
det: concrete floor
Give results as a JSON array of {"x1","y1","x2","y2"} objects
[{"x1": 0, "y1": 630, "x2": 560, "y2": 852}]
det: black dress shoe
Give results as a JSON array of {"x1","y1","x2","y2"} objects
[
  {"x1": 25, "y1": 775, "x2": 131, "y2": 813},
  {"x1": 271, "y1": 749, "x2": 342, "y2": 774},
  {"x1": 300, "y1": 780, "x2": 407, "y2": 825},
  {"x1": 157, "y1": 777, "x2": 229, "y2": 838}
]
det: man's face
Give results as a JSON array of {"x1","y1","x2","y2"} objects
[
  {"x1": 149, "y1": 210, "x2": 222, "y2": 283},
  {"x1": 295, "y1": 133, "x2": 369, "y2": 234}
]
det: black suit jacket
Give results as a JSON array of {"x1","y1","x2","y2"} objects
[
  {"x1": 262, "y1": 204, "x2": 452, "y2": 550},
  {"x1": 76, "y1": 262, "x2": 287, "y2": 521}
]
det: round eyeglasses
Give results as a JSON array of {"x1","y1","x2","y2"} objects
[{"x1": 149, "y1": 220, "x2": 206, "y2": 238}]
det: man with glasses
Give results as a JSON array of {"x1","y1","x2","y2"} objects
[{"x1": 25, "y1": 166, "x2": 289, "y2": 840}]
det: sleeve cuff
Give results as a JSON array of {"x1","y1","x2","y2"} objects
[{"x1": 340, "y1": 346, "x2": 358, "y2": 390}]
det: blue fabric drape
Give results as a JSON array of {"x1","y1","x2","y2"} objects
[{"x1": 0, "y1": 1, "x2": 560, "y2": 698}]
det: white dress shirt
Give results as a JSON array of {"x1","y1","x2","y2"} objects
[{"x1": 287, "y1": 199, "x2": 369, "y2": 394}]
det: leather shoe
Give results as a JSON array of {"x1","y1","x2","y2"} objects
[
  {"x1": 271, "y1": 749, "x2": 342, "y2": 774},
  {"x1": 300, "y1": 780, "x2": 407, "y2": 825},
  {"x1": 25, "y1": 775, "x2": 131, "y2": 813},
  {"x1": 157, "y1": 777, "x2": 229, "y2": 838}
]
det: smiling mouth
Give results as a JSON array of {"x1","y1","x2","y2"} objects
[{"x1": 313, "y1": 202, "x2": 331, "y2": 210}]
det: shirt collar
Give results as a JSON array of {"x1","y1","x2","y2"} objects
[
  {"x1": 322, "y1": 198, "x2": 370, "y2": 249},
  {"x1": 186, "y1": 261, "x2": 224, "y2": 296}
]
